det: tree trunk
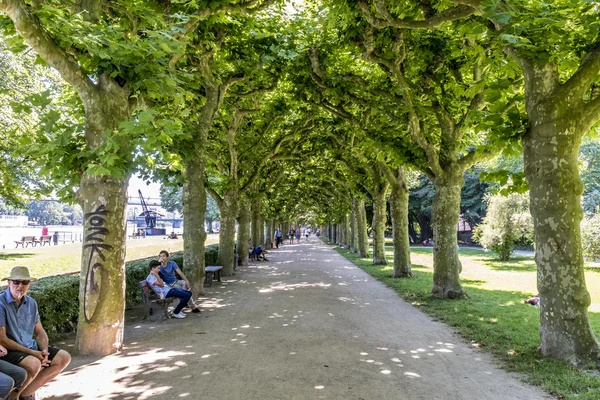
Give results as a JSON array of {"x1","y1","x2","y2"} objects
[
  {"x1": 75, "y1": 80, "x2": 131, "y2": 356},
  {"x1": 265, "y1": 220, "x2": 274, "y2": 249},
  {"x1": 522, "y1": 64, "x2": 598, "y2": 365},
  {"x1": 343, "y1": 214, "x2": 350, "y2": 249},
  {"x1": 182, "y1": 156, "x2": 207, "y2": 296},
  {"x1": 333, "y1": 223, "x2": 337, "y2": 244},
  {"x1": 75, "y1": 174, "x2": 128, "y2": 355},
  {"x1": 251, "y1": 198, "x2": 261, "y2": 248},
  {"x1": 431, "y1": 171, "x2": 464, "y2": 299},
  {"x1": 357, "y1": 198, "x2": 370, "y2": 258},
  {"x1": 237, "y1": 196, "x2": 251, "y2": 267},
  {"x1": 350, "y1": 199, "x2": 358, "y2": 253},
  {"x1": 389, "y1": 168, "x2": 412, "y2": 278},
  {"x1": 372, "y1": 190, "x2": 388, "y2": 265},
  {"x1": 218, "y1": 191, "x2": 239, "y2": 276},
  {"x1": 258, "y1": 213, "x2": 265, "y2": 248}
]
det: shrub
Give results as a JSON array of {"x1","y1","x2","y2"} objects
[
  {"x1": 582, "y1": 213, "x2": 600, "y2": 261},
  {"x1": 473, "y1": 193, "x2": 533, "y2": 261},
  {"x1": 22, "y1": 245, "x2": 219, "y2": 339}
]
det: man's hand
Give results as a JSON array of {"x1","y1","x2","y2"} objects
[
  {"x1": 185, "y1": 280, "x2": 191, "y2": 290},
  {"x1": 41, "y1": 349, "x2": 51, "y2": 367},
  {"x1": 0, "y1": 345, "x2": 7, "y2": 357}
]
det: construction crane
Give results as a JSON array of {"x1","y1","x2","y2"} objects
[{"x1": 138, "y1": 190, "x2": 163, "y2": 229}]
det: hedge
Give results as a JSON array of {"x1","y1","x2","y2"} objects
[{"x1": 23, "y1": 244, "x2": 220, "y2": 339}]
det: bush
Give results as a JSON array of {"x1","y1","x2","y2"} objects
[
  {"x1": 582, "y1": 213, "x2": 600, "y2": 261},
  {"x1": 23, "y1": 245, "x2": 220, "y2": 339},
  {"x1": 473, "y1": 193, "x2": 533, "y2": 260}
]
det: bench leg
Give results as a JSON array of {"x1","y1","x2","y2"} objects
[
  {"x1": 205, "y1": 272, "x2": 213, "y2": 287},
  {"x1": 216, "y1": 270, "x2": 222, "y2": 282}
]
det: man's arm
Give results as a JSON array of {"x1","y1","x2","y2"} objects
[
  {"x1": 149, "y1": 272, "x2": 166, "y2": 287},
  {"x1": 0, "y1": 326, "x2": 44, "y2": 361},
  {"x1": 33, "y1": 321, "x2": 51, "y2": 366},
  {"x1": 175, "y1": 268, "x2": 191, "y2": 287}
]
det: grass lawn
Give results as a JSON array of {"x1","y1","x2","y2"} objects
[
  {"x1": 0, "y1": 233, "x2": 220, "y2": 279},
  {"x1": 334, "y1": 244, "x2": 600, "y2": 400}
]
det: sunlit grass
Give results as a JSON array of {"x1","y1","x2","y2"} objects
[
  {"x1": 0, "y1": 233, "x2": 220, "y2": 279},
  {"x1": 335, "y1": 245, "x2": 600, "y2": 400}
]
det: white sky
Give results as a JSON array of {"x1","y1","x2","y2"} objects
[{"x1": 128, "y1": 175, "x2": 162, "y2": 206}]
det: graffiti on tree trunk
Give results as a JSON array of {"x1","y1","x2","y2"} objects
[{"x1": 83, "y1": 205, "x2": 113, "y2": 322}]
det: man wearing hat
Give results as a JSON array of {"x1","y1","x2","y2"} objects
[{"x1": 0, "y1": 267, "x2": 71, "y2": 400}]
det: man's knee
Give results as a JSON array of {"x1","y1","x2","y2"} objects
[
  {"x1": 19, "y1": 357, "x2": 42, "y2": 377},
  {"x1": 52, "y1": 350, "x2": 71, "y2": 371}
]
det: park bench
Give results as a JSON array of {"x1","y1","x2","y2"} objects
[
  {"x1": 37, "y1": 235, "x2": 52, "y2": 246},
  {"x1": 204, "y1": 266, "x2": 223, "y2": 287},
  {"x1": 14, "y1": 236, "x2": 37, "y2": 248},
  {"x1": 139, "y1": 280, "x2": 174, "y2": 321}
]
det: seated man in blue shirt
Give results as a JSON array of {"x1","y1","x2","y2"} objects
[
  {"x1": 0, "y1": 267, "x2": 71, "y2": 400},
  {"x1": 147, "y1": 261, "x2": 192, "y2": 319},
  {"x1": 158, "y1": 250, "x2": 200, "y2": 313}
]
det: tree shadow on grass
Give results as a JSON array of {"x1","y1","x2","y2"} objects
[
  {"x1": 481, "y1": 257, "x2": 537, "y2": 272},
  {"x1": 0, "y1": 253, "x2": 34, "y2": 261}
]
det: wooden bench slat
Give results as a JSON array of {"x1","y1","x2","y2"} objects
[{"x1": 139, "y1": 280, "x2": 174, "y2": 321}]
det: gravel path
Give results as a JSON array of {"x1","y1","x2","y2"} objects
[{"x1": 39, "y1": 237, "x2": 550, "y2": 400}]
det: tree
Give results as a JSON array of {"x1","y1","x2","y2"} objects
[
  {"x1": 25, "y1": 201, "x2": 65, "y2": 225},
  {"x1": 473, "y1": 193, "x2": 533, "y2": 261},
  {"x1": 581, "y1": 213, "x2": 600, "y2": 262}
]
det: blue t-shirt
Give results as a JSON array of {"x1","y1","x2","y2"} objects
[
  {"x1": 159, "y1": 260, "x2": 179, "y2": 285},
  {"x1": 252, "y1": 247, "x2": 263, "y2": 255},
  {"x1": 0, "y1": 290, "x2": 40, "y2": 350}
]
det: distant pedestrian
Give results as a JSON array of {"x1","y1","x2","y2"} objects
[
  {"x1": 289, "y1": 229, "x2": 295, "y2": 244},
  {"x1": 295, "y1": 229, "x2": 301, "y2": 243},
  {"x1": 52, "y1": 232, "x2": 58, "y2": 246},
  {"x1": 274, "y1": 228, "x2": 283, "y2": 248}
]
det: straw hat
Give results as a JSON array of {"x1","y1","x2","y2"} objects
[{"x1": 2, "y1": 266, "x2": 37, "y2": 282}]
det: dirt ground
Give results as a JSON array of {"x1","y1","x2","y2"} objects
[{"x1": 38, "y1": 237, "x2": 551, "y2": 400}]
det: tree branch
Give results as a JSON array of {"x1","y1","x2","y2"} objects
[
  {"x1": 0, "y1": 0, "x2": 96, "y2": 98},
  {"x1": 563, "y1": 44, "x2": 600, "y2": 102},
  {"x1": 358, "y1": 0, "x2": 479, "y2": 30}
]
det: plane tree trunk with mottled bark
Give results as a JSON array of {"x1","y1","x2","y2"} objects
[
  {"x1": 357, "y1": 198, "x2": 370, "y2": 258},
  {"x1": 217, "y1": 190, "x2": 239, "y2": 276},
  {"x1": 350, "y1": 199, "x2": 358, "y2": 253},
  {"x1": 382, "y1": 164, "x2": 412, "y2": 278},
  {"x1": 182, "y1": 155, "x2": 207, "y2": 296},
  {"x1": 431, "y1": 170, "x2": 464, "y2": 298},
  {"x1": 237, "y1": 196, "x2": 251, "y2": 267},
  {"x1": 515, "y1": 54, "x2": 600, "y2": 365},
  {"x1": 343, "y1": 214, "x2": 351, "y2": 249}
]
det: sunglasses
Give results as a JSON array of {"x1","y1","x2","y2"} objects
[{"x1": 10, "y1": 280, "x2": 30, "y2": 286}]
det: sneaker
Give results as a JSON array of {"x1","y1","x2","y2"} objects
[
  {"x1": 192, "y1": 307, "x2": 201, "y2": 314},
  {"x1": 170, "y1": 312, "x2": 186, "y2": 319}
]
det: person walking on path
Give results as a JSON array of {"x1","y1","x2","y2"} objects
[
  {"x1": 295, "y1": 229, "x2": 301, "y2": 243},
  {"x1": 274, "y1": 228, "x2": 283, "y2": 249},
  {"x1": 0, "y1": 267, "x2": 71, "y2": 400}
]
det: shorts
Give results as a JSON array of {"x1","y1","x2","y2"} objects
[{"x1": 3, "y1": 346, "x2": 61, "y2": 365}]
